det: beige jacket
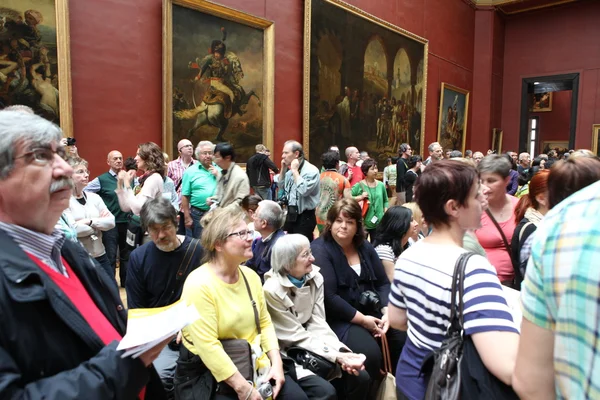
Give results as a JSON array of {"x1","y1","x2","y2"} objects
[
  {"x1": 215, "y1": 163, "x2": 250, "y2": 210},
  {"x1": 263, "y1": 266, "x2": 349, "y2": 379}
]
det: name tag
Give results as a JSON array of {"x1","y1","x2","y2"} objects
[
  {"x1": 126, "y1": 231, "x2": 136, "y2": 247},
  {"x1": 371, "y1": 215, "x2": 379, "y2": 224}
]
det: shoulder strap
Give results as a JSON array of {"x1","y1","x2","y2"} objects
[
  {"x1": 448, "y1": 252, "x2": 476, "y2": 334},
  {"x1": 518, "y1": 221, "x2": 534, "y2": 242},
  {"x1": 485, "y1": 209, "x2": 512, "y2": 255},
  {"x1": 176, "y1": 238, "x2": 201, "y2": 281},
  {"x1": 240, "y1": 269, "x2": 261, "y2": 335}
]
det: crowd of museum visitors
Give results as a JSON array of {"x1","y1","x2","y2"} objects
[{"x1": 1, "y1": 105, "x2": 600, "y2": 399}]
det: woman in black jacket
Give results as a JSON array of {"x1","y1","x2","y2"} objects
[{"x1": 311, "y1": 198, "x2": 406, "y2": 396}]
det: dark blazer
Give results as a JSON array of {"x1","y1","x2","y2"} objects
[
  {"x1": 311, "y1": 236, "x2": 390, "y2": 340},
  {"x1": 0, "y1": 229, "x2": 166, "y2": 399},
  {"x1": 246, "y1": 153, "x2": 279, "y2": 187}
]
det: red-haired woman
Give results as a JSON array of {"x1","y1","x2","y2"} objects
[{"x1": 510, "y1": 170, "x2": 550, "y2": 279}]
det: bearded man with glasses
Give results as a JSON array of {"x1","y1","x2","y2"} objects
[{"x1": 0, "y1": 110, "x2": 168, "y2": 398}]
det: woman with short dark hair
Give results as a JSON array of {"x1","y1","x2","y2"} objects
[
  {"x1": 350, "y1": 158, "x2": 388, "y2": 239},
  {"x1": 388, "y1": 160, "x2": 519, "y2": 400},
  {"x1": 311, "y1": 198, "x2": 406, "y2": 397}
]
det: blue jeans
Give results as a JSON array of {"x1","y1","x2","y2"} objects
[
  {"x1": 94, "y1": 253, "x2": 118, "y2": 287},
  {"x1": 253, "y1": 186, "x2": 272, "y2": 200},
  {"x1": 102, "y1": 222, "x2": 130, "y2": 287},
  {"x1": 188, "y1": 207, "x2": 207, "y2": 239}
]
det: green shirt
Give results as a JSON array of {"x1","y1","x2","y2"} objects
[
  {"x1": 181, "y1": 163, "x2": 218, "y2": 210},
  {"x1": 351, "y1": 180, "x2": 388, "y2": 230}
]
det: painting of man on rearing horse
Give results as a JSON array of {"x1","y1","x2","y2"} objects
[{"x1": 169, "y1": 2, "x2": 269, "y2": 162}]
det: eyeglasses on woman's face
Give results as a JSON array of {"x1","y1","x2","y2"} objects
[{"x1": 226, "y1": 229, "x2": 254, "y2": 240}]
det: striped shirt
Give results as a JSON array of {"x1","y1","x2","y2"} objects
[
  {"x1": 167, "y1": 157, "x2": 196, "y2": 199},
  {"x1": 522, "y1": 180, "x2": 600, "y2": 400},
  {"x1": 375, "y1": 244, "x2": 397, "y2": 264},
  {"x1": 390, "y1": 241, "x2": 517, "y2": 399},
  {"x1": 0, "y1": 221, "x2": 68, "y2": 276}
]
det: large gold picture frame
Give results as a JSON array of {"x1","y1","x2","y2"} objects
[
  {"x1": 492, "y1": 128, "x2": 503, "y2": 154},
  {"x1": 437, "y1": 83, "x2": 469, "y2": 154},
  {"x1": 163, "y1": 0, "x2": 274, "y2": 161},
  {"x1": 592, "y1": 124, "x2": 600, "y2": 156},
  {"x1": 303, "y1": 0, "x2": 428, "y2": 168},
  {"x1": 0, "y1": 0, "x2": 73, "y2": 136}
]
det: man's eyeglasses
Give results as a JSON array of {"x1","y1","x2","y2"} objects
[
  {"x1": 15, "y1": 147, "x2": 68, "y2": 166},
  {"x1": 226, "y1": 229, "x2": 254, "y2": 240},
  {"x1": 178, "y1": 144, "x2": 193, "y2": 152},
  {"x1": 198, "y1": 151, "x2": 214, "y2": 156}
]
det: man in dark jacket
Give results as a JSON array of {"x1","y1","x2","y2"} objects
[
  {"x1": 0, "y1": 110, "x2": 167, "y2": 399},
  {"x1": 246, "y1": 144, "x2": 279, "y2": 200},
  {"x1": 246, "y1": 200, "x2": 285, "y2": 281}
]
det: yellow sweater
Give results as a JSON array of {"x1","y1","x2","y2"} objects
[{"x1": 181, "y1": 264, "x2": 279, "y2": 382}]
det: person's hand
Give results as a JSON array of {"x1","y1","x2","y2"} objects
[
  {"x1": 237, "y1": 385, "x2": 262, "y2": 400},
  {"x1": 184, "y1": 215, "x2": 193, "y2": 229},
  {"x1": 290, "y1": 159, "x2": 300, "y2": 172},
  {"x1": 208, "y1": 165, "x2": 218, "y2": 177},
  {"x1": 361, "y1": 315, "x2": 383, "y2": 336},
  {"x1": 176, "y1": 331, "x2": 182, "y2": 344},
  {"x1": 347, "y1": 168, "x2": 353, "y2": 179},
  {"x1": 60, "y1": 137, "x2": 68, "y2": 147},
  {"x1": 380, "y1": 311, "x2": 390, "y2": 334},
  {"x1": 264, "y1": 365, "x2": 285, "y2": 399},
  {"x1": 487, "y1": 149, "x2": 493, "y2": 155},
  {"x1": 138, "y1": 336, "x2": 174, "y2": 367},
  {"x1": 99, "y1": 209, "x2": 111, "y2": 218},
  {"x1": 206, "y1": 197, "x2": 214, "y2": 206},
  {"x1": 361, "y1": 191, "x2": 369, "y2": 201},
  {"x1": 337, "y1": 353, "x2": 366, "y2": 376}
]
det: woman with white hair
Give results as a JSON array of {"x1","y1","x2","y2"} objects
[{"x1": 264, "y1": 234, "x2": 368, "y2": 400}]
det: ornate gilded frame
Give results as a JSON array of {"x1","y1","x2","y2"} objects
[
  {"x1": 592, "y1": 124, "x2": 600, "y2": 156},
  {"x1": 437, "y1": 82, "x2": 470, "y2": 154},
  {"x1": 162, "y1": 0, "x2": 274, "y2": 159},
  {"x1": 55, "y1": 0, "x2": 73, "y2": 137},
  {"x1": 303, "y1": 0, "x2": 429, "y2": 160},
  {"x1": 492, "y1": 128, "x2": 503, "y2": 154}
]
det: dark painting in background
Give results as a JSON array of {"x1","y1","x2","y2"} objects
[
  {"x1": 303, "y1": 0, "x2": 428, "y2": 169},
  {"x1": 437, "y1": 83, "x2": 469, "y2": 154},
  {"x1": 163, "y1": 0, "x2": 274, "y2": 162},
  {"x1": 0, "y1": 0, "x2": 72, "y2": 135}
]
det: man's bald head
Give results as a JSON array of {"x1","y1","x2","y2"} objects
[
  {"x1": 107, "y1": 150, "x2": 123, "y2": 173},
  {"x1": 177, "y1": 139, "x2": 194, "y2": 159}
]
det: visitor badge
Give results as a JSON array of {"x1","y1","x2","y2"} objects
[{"x1": 371, "y1": 215, "x2": 378, "y2": 224}]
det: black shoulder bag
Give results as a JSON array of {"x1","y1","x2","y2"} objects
[
  {"x1": 423, "y1": 252, "x2": 519, "y2": 400},
  {"x1": 423, "y1": 252, "x2": 473, "y2": 400}
]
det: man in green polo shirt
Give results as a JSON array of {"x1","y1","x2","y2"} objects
[{"x1": 181, "y1": 141, "x2": 219, "y2": 238}]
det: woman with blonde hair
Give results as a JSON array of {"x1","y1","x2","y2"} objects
[{"x1": 175, "y1": 208, "x2": 309, "y2": 399}]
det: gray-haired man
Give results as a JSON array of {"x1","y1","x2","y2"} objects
[
  {"x1": 246, "y1": 200, "x2": 286, "y2": 281},
  {"x1": 0, "y1": 110, "x2": 167, "y2": 398},
  {"x1": 127, "y1": 197, "x2": 204, "y2": 399}
]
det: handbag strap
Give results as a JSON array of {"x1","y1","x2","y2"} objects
[
  {"x1": 448, "y1": 252, "x2": 476, "y2": 334},
  {"x1": 176, "y1": 238, "x2": 201, "y2": 281},
  {"x1": 380, "y1": 334, "x2": 393, "y2": 374},
  {"x1": 485, "y1": 209, "x2": 523, "y2": 283},
  {"x1": 240, "y1": 269, "x2": 261, "y2": 335}
]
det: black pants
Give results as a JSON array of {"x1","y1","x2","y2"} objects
[
  {"x1": 331, "y1": 369, "x2": 370, "y2": 400},
  {"x1": 102, "y1": 222, "x2": 130, "y2": 287},
  {"x1": 214, "y1": 375, "x2": 336, "y2": 400},
  {"x1": 283, "y1": 209, "x2": 316, "y2": 242},
  {"x1": 343, "y1": 324, "x2": 407, "y2": 396}
]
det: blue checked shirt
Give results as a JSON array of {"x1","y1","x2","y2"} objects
[{"x1": 521, "y1": 180, "x2": 600, "y2": 399}]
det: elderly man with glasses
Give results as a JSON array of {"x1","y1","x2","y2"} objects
[
  {"x1": 0, "y1": 110, "x2": 167, "y2": 398},
  {"x1": 180, "y1": 140, "x2": 219, "y2": 239}
]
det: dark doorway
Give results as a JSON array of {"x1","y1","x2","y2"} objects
[{"x1": 519, "y1": 73, "x2": 579, "y2": 154}]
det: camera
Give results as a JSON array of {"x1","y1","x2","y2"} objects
[
  {"x1": 257, "y1": 381, "x2": 273, "y2": 400},
  {"x1": 276, "y1": 196, "x2": 288, "y2": 207},
  {"x1": 66, "y1": 137, "x2": 76, "y2": 146},
  {"x1": 358, "y1": 290, "x2": 382, "y2": 315}
]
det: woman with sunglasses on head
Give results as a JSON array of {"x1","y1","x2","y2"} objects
[
  {"x1": 65, "y1": 157, "x2": 116, "y2": 285},
  {"x1": 176, "y1": 207, "x2": 309, "y2": 400}
]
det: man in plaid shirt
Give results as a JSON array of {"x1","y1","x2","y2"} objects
[
  {"x1": 514, "y1": 180, "x2": 600, "y2": 399},
  {"x1": 167, "y1": 139, "x2": 195, "y2": 234}
]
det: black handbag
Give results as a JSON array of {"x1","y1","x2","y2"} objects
[
  {"x1": 422, "y1": 252, "x2": 474, "y2": 400},
  {"x1": 423, "y1": 252, "x2": 519, "y2": 400},
  {"x1": 125, "y1": 214, "x2": 143, "y2": 248},
  {"x1": 286, "y1": 346, "x2": 336, "y2": 380}
]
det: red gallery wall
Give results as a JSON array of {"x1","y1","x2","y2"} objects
[
  {"x1": 68, "y1": 0, "x2": 475, "y2": 178},
  {"x1": 501, "y1": 0, "x2": 600, "y2": 152}
]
